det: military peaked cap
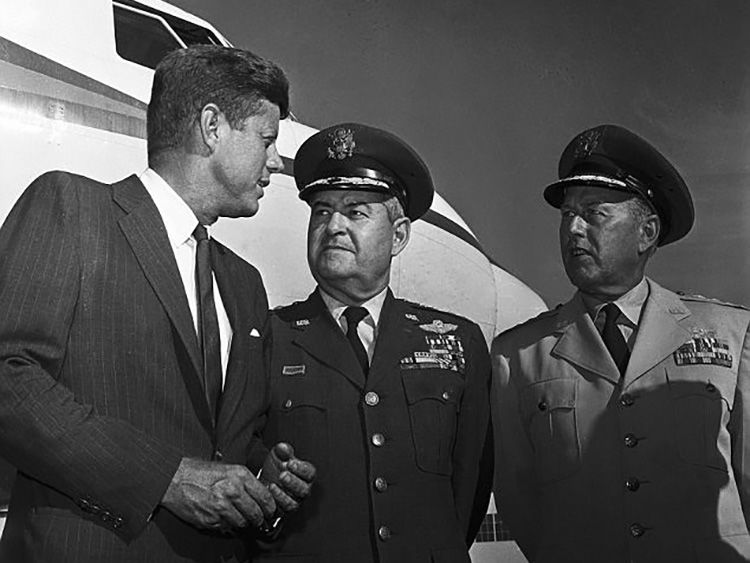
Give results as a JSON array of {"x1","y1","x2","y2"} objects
[
  {"x1": 544, "y1": 124, "x2": 694, "y2": 246},
  {"x1": 294, "y1": 123, "x2": 434, "y2": 221}
]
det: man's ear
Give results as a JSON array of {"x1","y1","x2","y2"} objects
[
  {"x1": 197, "y1": 103, "x2": 222, "y2": 153},
  {"x1": 391, "y1": 217, "x2": 411, "y2": 258},
  {"x1": 638, "y1": 214, "x2": 660, "y2": 254}
]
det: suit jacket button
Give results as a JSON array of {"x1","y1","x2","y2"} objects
[
  {"x1": 372, "y1": 433, "x2": 385, "y2": 447},
  {"x1": 630, "y1": 523, "x2": 646, "y2": 537},
  {"x1": 213, "y1": 449, "x2": 223, "y2": 461},
  {"x1": 283, "y1": 399, "x2": 293, "y2": 409},
  {"x1": 378, "y1": 525, "x2": 391, "y2": 540},
  {"x1": 624, "y1": 433, "x2": 639, "y2": 448},
  {"x1": 365, "y1": 391, "x2": 380, "y2": 406},
  {"x1": 620, "y1": 393, "x2": 635, "y2": 407},
  {"x1": 538, "y1": 401, "x2": 548, "y2": 411}
]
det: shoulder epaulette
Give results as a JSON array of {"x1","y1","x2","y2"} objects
[{"x1": 677, "y1": 291, "x2": 750, "y2": 311}]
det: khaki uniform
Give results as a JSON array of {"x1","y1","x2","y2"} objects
[
  {"x1": 256, "y1": 290, "x2": 491, "y2": 563},
  {"x1": 492, "y1": 279, "x2": 750, "y2": 562}
]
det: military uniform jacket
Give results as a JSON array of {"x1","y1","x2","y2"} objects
[
  {"x1": 256, "y1": 290, "x2": 491, "y2": 563},
  {"x1": 492, "y1": 278, "x2": 750, "y2": 562},
  {"x1": 0, "y1": 172, "x2": 271, "y2": 563}
]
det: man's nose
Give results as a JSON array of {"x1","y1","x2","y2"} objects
[
  {"x1": 325, "y1": 211, "x2": 347, "y2": 233},
  {"x1": 266, "y1": 146, "x2": 284, "y2": 173},
  {"x1": 563, "y1": 213, "x2": 586, "y2": 236}
]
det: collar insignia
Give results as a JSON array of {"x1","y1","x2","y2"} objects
[
  {"x1": 405, "y1": 313, "x2": 419, "y2": 321},
  {"x1": 294, "y1": 319, "x2": 310, "y2": 328},
  {"x1": 419, "y1": 319, "x2": 457, "y2": 334},
  {"x1": 327, "y1": 127, "x2": 356, "y2": 160}
]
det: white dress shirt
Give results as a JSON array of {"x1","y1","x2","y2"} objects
[
  {"x1": 319, "y1": 287, "x2": 389, "y2": 363},
  {"x1": 139, "y1": 168, "x2": 233, "y2": 384}
]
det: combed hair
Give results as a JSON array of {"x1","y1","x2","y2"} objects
[
  {"x1": 626, "y1": 196, "x2": 660, "y2": 253},
  {"x1": 383, "y1": 196, "x2": 406, "y2": 223},
  {"x1": 147, "y1": 45, "x2": 289, "y2": 159}
]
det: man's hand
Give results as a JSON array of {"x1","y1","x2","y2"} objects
[
  {"x1": 161, "y1": 458, "x2": 276, "y2": 532},
  {"x1": 260, "y1": 442, "x2": 316, "y2": 514}
]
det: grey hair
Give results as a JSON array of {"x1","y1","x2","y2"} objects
[
  {"x1": 383, "y1": 196, "x2": 406, "y2": 223},
  {"x1": 626, "y1": 197, "x2": 660, "y2": 255}
]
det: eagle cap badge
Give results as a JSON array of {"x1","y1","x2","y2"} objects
[
  {"x1": 327, "y1": 127, "x2": 356, "y2": 160},
  {"x1": 573, "y1": 128, "x2": 602, "y2": 159}
]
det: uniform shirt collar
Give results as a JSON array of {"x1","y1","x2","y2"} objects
[
  {"x1": 139, "y1": 168, "x2": 200, "y2": 247},
  {"x1": 581, "y1": 277, "x2": 649, "y2": 328},
  {"x1": 319, "y1": 286, "x2": 388, "y2": 329}
]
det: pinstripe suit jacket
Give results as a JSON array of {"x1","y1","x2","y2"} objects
[{"x1": 0, "y1": 172, "x2": 271, "y2": 562}]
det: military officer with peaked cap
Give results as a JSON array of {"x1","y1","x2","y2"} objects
[
  {"x1": 492, "y1": 124, "x2": 750, "y2": 562},
  {"x1": 252, "y1": 123, "x2": 492, "y2": 562}
]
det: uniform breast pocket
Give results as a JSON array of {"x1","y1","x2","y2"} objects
[
  {"x1": 402, "y1": 370, "x2": 465, "y2": 475},
  {"x1": 267, "y1": 380, "x2": 328, "y2": 467},
  {"x1": 667, "y1": 367, "x2": 735, "y2": 471},
  {"x1": 521, "y1": 378, "x2": 580, "y2": 483}
]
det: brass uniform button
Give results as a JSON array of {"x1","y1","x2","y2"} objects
[
  {"x1": 372, "y1": 433, "x2": 385, "y2": 447},
  {"x1": 374, "y1": 477, "x2": 388, "y2": 492},
  {"x1": 365, "y1": 391, "x2": 380, "y2": 406},
  {"x1": 624, "y1": 433, "x2": 639, "y2": 448}
]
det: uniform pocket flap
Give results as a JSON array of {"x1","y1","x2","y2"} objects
[
  {"x1": 278, "y1": 384, "x2": 327, "y2": 411},
  {"x1": 522, "y1": 378, "x2": 577, "y2": 415},
  {"x1": 402, "y1": 371, "x2": 464, "y2": 406}
]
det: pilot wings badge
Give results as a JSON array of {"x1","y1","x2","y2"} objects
[{"x1": 419, "y1": 319, "x2": 457, "y2": 334}]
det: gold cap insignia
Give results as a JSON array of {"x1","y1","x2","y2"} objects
[
  {"x1": 573, "y1": 129, "x2": 602, "y2": 158},
  {"x1": 327, "y1": 127, "x2": 356, "y2": 160}
]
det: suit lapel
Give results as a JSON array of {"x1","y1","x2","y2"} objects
[
  {"x1": 552, "y1": 293, "x2": 621, "y2": 385},
  {"x1": 623, "y1": 279, "x2": 691, "y2": 387},
  {"x1": 292, "y1": 291, "x2": 366, "y2": 389},
  {"x1": 112, "y1": 175, "x2": 212, "y2": 431},
  {"x1": 212, "y1": 242, "x2": 258, "y2": 433}
]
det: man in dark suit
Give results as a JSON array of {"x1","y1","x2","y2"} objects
[
  {"x1": 255, "y1": 123, "x2": 491, "y2": 562},
  {"x1": 493, "y1": 124, "x2": 750, "y2": 562},
  {"x1": 0, "y1": 46, "x2": 314, "y2": 562}
]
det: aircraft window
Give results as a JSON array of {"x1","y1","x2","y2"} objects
[
  {"x1": 114, "y1": 4, "x2": 184, "y2": 69},
  {"x1": 113, "y1": 0, "x2": 225, "y2": 68}
]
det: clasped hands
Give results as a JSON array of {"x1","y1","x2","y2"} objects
[{"x1": 161, "y1": 442, "x2": 315, "y2": 534}]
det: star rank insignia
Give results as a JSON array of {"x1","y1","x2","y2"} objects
[
  {"x1": 327, "y1": 127, "x2": 356, "y2": 160},
  {"x1": 419, "y1": 319, "x2": 458, "y2": 334}
]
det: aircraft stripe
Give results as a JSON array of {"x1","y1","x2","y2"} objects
[
  {"x1": 0, "y1": 37, "x2": 147, "y2": 111},
  {"x1": 0, "y1": 35, "x2": 502, "y2": 269}
]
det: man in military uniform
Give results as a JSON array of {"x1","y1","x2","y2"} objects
[
  {"x1": 254, "y1": 123, "x2": 492, "y2": 562},
  {"x1": 492, "y1": 124, "x2": 750, "y2": 562}
]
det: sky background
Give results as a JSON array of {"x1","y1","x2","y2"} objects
[{"x1": 171, "y1": 0, "x2": 750, "y2": 308}]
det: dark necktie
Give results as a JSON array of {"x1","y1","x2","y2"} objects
[
  {"x1": 601, "y1": 303, "x2": 630, "y2": 377},
  {"x1": 193, "y1": 225, "x2": 222, "y2": 422},
  {"x1": 343, "y1": 306, "x2": 369, "y2": 376}
]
